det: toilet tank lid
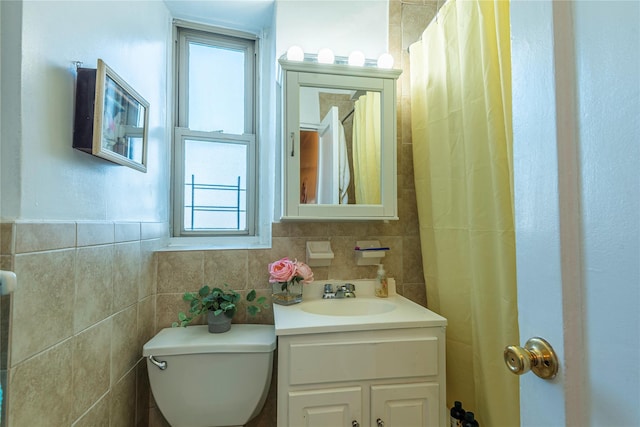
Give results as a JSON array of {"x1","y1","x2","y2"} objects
[{"x1": 142, "y1": 324, "x2": 276, "y2": 356}]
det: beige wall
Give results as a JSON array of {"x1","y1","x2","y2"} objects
[{"x1": 0, "y1": 221, "x2": 166, "y2": 426}]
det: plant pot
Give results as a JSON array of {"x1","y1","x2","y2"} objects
[
  {"x1": 272, "y1": 281, "x2": 303, "y2": 306},
  {"x1": 207, "y1": 310, "x2": 232, "y2": 333}
]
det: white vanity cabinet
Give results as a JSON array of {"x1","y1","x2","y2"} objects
[{"x1": 277, "y1": 326, "x2": 446, "y2": 427}]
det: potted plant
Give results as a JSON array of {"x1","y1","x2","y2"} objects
[{"x1": 172, "y1": 284, "x2": 268, "y2": 333}]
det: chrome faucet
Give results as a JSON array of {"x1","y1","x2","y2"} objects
[
  {"x1": 322, "y1": 283, "x2": 356, "y2": 298},
  {"x1": 336, "y1": 283, "x2": 356, "y2": 298},
  {"x1": 322, "y1": 284, "x2": 336, "y2": 299},
  {"x1": 335, "y1": 283, "x2": 356, "y2": 298}
]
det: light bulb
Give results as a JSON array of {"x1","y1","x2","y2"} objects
[
  {"x1": 348, "y1": 51, "x2": 365, "y2": 66},
  {"x1": 377, "y1": 53, "x2": 394, "y2": 69},
  {"x1": 317, "y1": 48, "x2": 335, "y2": 64},
  {"x1": 286, "y1": 45, "x2": 304, "y2": 61}
]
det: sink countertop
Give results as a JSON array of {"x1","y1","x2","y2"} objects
[{"x1": 273, "y1": 278, "x2": 447, "y2": 336}]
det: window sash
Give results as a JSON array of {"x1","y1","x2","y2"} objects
[
  {"x1": 173, "y1": 128, "x2": 256, "y2": 237},
  {"x1": 173, "y1": 24, "x2": 258, "y2": 238}
]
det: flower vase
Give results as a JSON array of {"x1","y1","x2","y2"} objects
[
  {"x1": 207, "y1": 311, "x2": 232, "y2": 333},
  {"x1": 272, "y1": 281, "x2": 303, "y2": 305}
]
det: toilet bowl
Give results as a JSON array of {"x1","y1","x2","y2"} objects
[{"x1": 143, "y1": 324, "x2": 276, "y2": 427}]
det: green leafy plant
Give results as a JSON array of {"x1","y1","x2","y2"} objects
[{"x1": 172, "y1": 284, "x2": 268, "y2": 328}]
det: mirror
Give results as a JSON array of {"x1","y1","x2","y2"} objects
[
  {"x1": 280, "y1": 58, "x2": 401, "y2": 221},
  {"x1": 299, "y1": 87, "x2": 381, "y2": 206}
]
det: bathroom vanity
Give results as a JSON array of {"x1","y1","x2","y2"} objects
[{"x1": 273, "y1": 279, "x2": 447, "y2": 427}]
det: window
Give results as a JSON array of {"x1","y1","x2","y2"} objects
[{"x1": 173, "y1": 25, "x2": 257, "y2": 237}]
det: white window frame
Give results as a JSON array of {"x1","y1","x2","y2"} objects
[
  {"x1": 173, "y1": 129, "x2": 256, "y2": 236},
  {"x1": 171, "y1": 22, "x2": 258, "y2": 240}
]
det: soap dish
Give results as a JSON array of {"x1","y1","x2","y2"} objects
[
  {"x1": 355, "y1": 240, "x2": 387, "y2": 266},
  {"x1": 306, "y1": 241, "x2": 334, "y2": 267}
]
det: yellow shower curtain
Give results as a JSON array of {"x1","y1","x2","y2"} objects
[
  {"x1": 352, "y1": 92, "x2": 381, "y2": 204},
  {"x1": 409, "y1": 0, "x2": 519, "y2": 425}
]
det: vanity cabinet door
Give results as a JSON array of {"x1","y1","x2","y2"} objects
[
  {"x1": 370, "y1": 382, "x2": 440, "y2": 427},
  {"x1": 288, "y1": 386, "x2": 363, "y2": 427}
]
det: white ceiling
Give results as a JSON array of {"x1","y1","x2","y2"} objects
[{"x1": 163, "y1": 0, "x2": 275, "y2": 33}]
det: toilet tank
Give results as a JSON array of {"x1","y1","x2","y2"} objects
[{"x1": 143, "y1": 324, "x2": 276, "y2": 427}]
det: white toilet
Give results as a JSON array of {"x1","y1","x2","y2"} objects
[{"x1": 143, "y1": 324, "x2": 277, "y2": 427}]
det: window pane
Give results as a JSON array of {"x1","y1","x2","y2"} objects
[
  {"x1": 188, "y1": 43, "x2": 245, "y2": 134},
  {"x1": 183, "y1": 139, "x2": 247, "y2": 231}
]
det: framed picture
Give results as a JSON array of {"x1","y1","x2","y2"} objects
[{"x1": 73, "y1": 59, "x2": 149, "y2": 172}]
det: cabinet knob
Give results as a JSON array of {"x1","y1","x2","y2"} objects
[
  {"x1": 351, "y1": 421, "x2": 359, "y2": 427},
  {"x1": 377, "y1": 418, "x2": 385, "y2": 426}
]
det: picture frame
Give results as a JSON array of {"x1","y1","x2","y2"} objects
[{"x1": 73, "y1": 59, "x2": 149, "y2": 172}]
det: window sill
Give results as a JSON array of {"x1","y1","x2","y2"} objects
[{"x1": 161, "y1": 235, "x2": 271, "y2": 251}]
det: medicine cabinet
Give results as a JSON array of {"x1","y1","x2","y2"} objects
[{"x1": 279, "y1": 58, "x2": 401, "y2": 221}]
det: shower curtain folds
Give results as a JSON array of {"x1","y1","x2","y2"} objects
[
  {"x1": 352, "y1": 91, "x2": 381, "y2": 204},
  {"x1": 409, "y1": 0, "x2": 519, "y2": 425}
]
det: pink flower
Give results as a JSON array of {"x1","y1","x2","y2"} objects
[
  {"x1": 268, "y1": 257, "x2": 296, "y2": 283},
  {"x1": 295, "y1": 261, "x2": 314, "y2": 284}
]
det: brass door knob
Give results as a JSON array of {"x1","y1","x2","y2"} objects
[{"x1": 504, "y1": 337, "x2": 558, "y2": 379}]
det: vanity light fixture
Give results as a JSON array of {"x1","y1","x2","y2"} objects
[
  {"x1": 283, "y1": 47, "x2": 396, "y2": 71},
  {"x1": 286, "y1": 45, "x2": 304, "y2": 61},
  {"x1": 317, "y1": 48, "x2": 335, "y2": 64},
  {"x1": 348, "y1": 50, "x2": 366, "y2": 66},
  {"x1": 377, "y1": 53, "x2": 394, "y2": 69}
]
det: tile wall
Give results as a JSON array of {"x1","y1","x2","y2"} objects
[{"x1": 0, "y1": 221, "x2": 167, "y2": 426}]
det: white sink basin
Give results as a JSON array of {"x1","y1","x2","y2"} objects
[
  {"x1": 300, "y1": 298, "x2": 397, "y2": 316},
  {"x1": 273, "y1": 280, "x2": 447, "y2": 335}
]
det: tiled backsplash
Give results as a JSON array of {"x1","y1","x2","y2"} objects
[{"x1": 155, "y1": 222, "x2": 425, "y2": 327}]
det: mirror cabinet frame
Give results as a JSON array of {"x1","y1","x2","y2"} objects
[{"x1": 279, "y1": 58, "x2": 401, "y2": 221}]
